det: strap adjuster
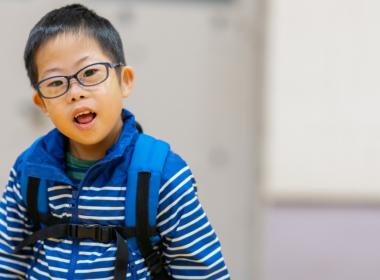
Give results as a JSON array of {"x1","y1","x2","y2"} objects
[
  {"x1": 145, "y1": 251, "x2": 164, "y2": 275},
  {"x1": 67, "y1": 224, "x2": 115, "y2": 243}
]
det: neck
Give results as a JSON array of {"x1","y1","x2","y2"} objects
[{"x1": 68, "y1": 119, "x2": 123, "y2": 161}]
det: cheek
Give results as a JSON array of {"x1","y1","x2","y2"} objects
[
  {"x1": 46, "y1": 105, "x2": 70, "y2": 125},
  {"x1": 51, "y1": 114, "x2": 68, "y2": 129},
  {"x1": 99, "y1": 87, "x2": 124, "y2": 107}
]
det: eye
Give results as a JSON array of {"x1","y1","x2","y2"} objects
[
  {"x1": 83, "y1": 68, "x2": 98, "y2": 77},
  {"x1": 47, "y1": 80, "x2": 64, "y2": 87}
]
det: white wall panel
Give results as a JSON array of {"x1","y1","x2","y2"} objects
[{"x1": 264, "y1": 0, "x2": 380, "y2": 203}]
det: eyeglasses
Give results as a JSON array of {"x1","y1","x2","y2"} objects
[{"x1": 34, "y1": 62, "x2": 123, "y2": 99}]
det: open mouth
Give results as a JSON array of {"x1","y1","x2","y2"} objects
[{"x1": 74, "y1": 110, "x2": 97, "y2": 125}]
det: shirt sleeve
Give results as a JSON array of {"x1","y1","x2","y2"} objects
[
  {"x1": 0, "y1": 167, "x2": 34, "y2": 279},
  {"x1": 157, "y1": 151, "x2": 230, "y2": 279}
]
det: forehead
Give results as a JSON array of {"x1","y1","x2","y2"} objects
[{"x1": 35, "y1": 32, "x2": 111, "y2": 79}]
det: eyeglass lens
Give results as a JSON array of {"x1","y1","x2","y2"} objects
[{"x1": 38, "y1": 63, "x2": 109, "y2": 98}]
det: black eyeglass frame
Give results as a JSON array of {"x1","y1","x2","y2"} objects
[{"x1": 34, "y1": 62, "x2": 124, "y2": 99}]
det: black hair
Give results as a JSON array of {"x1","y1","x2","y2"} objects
[{"x1": 24, "y1": 3, "x2": 126, "y2": 86}]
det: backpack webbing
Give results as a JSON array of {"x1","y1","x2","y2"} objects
[{"x1": 16, "y1": 133, "x2": 171, "y2": 280}]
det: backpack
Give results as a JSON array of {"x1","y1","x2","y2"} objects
[{"x1": 15, "y1": 133, "x2": 172, "y2": 280}]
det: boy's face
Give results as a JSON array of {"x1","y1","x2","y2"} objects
[{"x1": 33, "y1": 32, "x2": 134, "y2": 150}]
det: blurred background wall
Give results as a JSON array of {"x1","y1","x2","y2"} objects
[
  {"x1": 262, "y1": 1, "x2": 380, "y2": 280},
  {"x1": 1, "y1": 0, "x2": 380, "y2": 279}
]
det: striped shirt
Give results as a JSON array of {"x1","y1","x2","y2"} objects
[
  {"x1": 0, "y1": 123, "x2": 230, "y2": 279},
  {"x1": 65, "y1": 152, "x2": 97, "y2": 185}
]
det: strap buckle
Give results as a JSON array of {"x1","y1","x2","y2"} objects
[
  {"x1": 145, "y1": 251, "x2": 164, "y2": 275},
  {"x1": 67, "y1": 224, "x2": 115, "y2": 243}
]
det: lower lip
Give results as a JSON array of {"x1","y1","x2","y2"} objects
[{"x1": 74, "y1": 116, "x2": 96, "y2": 130}]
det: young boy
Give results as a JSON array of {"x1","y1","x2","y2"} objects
[{"x1": 0, "y1": 4, "x2": 229, "y2": 280}]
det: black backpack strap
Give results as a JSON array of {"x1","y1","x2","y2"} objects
[
  {"x1": 16, "y1": 224, "x2": 119, "y2": 252},
  {"x1": 23, "y1": 176, "x2": 130, "y2": 280},
  {"x1": 26, "y1": 177, "x2": 41, "y2": 230},
  {"x1": 26, "y1": 177, "x2": 63, "y2": 226},
  {"x1": 110, "y1": 225, "x2": 159, "y2": 280},
  {"x1": 114, "y1": 229, "x2": 129, "y2": 280},
  {"x1": 24, "y1": 177, "x2": 143, "y2": 280},
  {"x1": 24, "y1": 172, "x2": 168, "y2": 280},
  {"x1": 16, "y1": 223, "x2": 136, "y2": 280},
  {"x1": 16, "y1": 224, "x2": 69, "y2": 252},
  {"x1": 136, "y1": 172, "x2": 171, "y2": 280}
]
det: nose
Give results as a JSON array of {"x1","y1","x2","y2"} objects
[{"x1": 66, "y1": 77, "x2": 89, "y2": 102}]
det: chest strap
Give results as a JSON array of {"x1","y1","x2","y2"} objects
[
  {"x1": 15, "y1": 222, "x2": 158, "y2": 280},
  {"x1": 15, "y1": 223, "x2": 157, "y2": 251},
  {"x1": 20, "y1": 174, "x2": 171, "y2": 280}
]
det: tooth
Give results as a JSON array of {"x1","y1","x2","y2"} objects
[{"x1": 75, "y1": 111, "x2": 91, "y2": 118}]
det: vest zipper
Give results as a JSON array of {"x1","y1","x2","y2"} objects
[
  {"x1": 66, "y1": 158, "x2": 116, "y2": 278},
  {"x1": 66, "y1": 161, "x2": 109, "y2": 278},
  {"x1": 68, "y1": 240, "x2": 79, "y2": 278},
  {"x1": 67, "y1": 186, "x2": 80, "y2": 278}
]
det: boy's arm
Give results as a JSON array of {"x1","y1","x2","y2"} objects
[
  {"x1": 157, "y1": 152, "x2": 230, "y2": 279},
  {"x1": 0, "y1": 167, "x2": 34, "y2": 279}
]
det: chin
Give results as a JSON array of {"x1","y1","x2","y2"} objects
[
  {"x1": 78, "y1": 137, "x2": 104, "y2": 146},
  {"x1": 67, "y1": 133, "x2": 103, "y2": 146}
]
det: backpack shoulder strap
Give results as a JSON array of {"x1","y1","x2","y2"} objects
[
  {"x1": 19, "y1": 136, "x2": 50, "y2": 227},
  {"x1": 20, "y1": 176, "x2": 62, "y2": 229},
  {"x1": 126, "y1": 133, "x2": 172, "y2": 279},
  {"x1": 23, "y1": 177, "x2": 42, "y2": 230},
  {"x1": 126, "y1": 133, "x2": 170, "y2": 228}
]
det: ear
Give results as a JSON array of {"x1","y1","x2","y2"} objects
[
  {"x1": 120, "y1": 66, "x2": 134, "y2": 98},
  {"x1": 32, "y1": 92, "x2": 49, "y2": 115}
]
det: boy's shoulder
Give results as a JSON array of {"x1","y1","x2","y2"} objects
[
  {"x1": 12, "y1": 128, "x2": 192, "y2": 182},
  {"x1": 14, "y1": 128, "x2": 63, "y2": 169},
  {"x1": 161, "y1": 148, "x2": 190, "y2": 181},
  {"x1": 132, "y1": 132, "x2": 191, "y2": 182}
]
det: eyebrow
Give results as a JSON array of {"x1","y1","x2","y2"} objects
[{"x1": 41, "y1": 56, "x2": 91, "y2": 77}]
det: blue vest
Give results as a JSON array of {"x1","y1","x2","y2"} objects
[{"x1": 17, "y1": 133, "x2": 171, "y2": 280}]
